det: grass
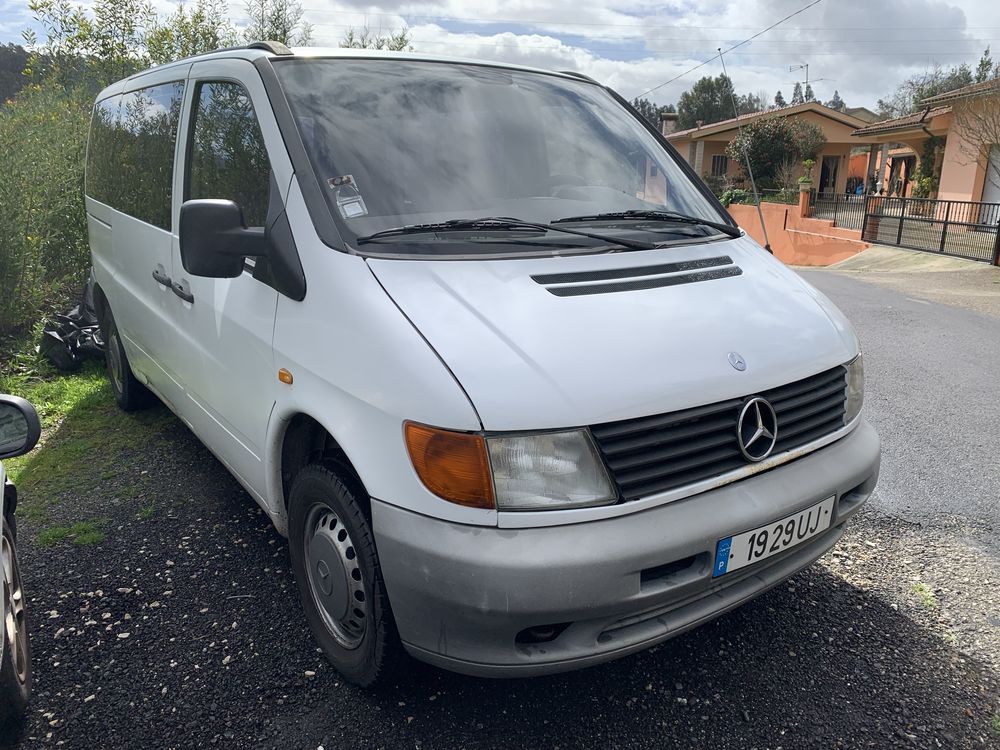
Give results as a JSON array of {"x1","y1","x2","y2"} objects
[
  {"x1": 36, "y1": 519, "x2": 106, "y2": 547},
  {"x1": 990, "y1": 713, "x2": 1000, "y2": 736},
  {"x1": 1, "y1": 341, "x2": 176, "y2": 538},
  {"x1": 912, "y1": 582, "x2": 938, "y2": 609}
]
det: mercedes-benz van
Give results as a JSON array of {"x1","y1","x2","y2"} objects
[{"x1": 85, "y1": 43, "x2": 880, "y2": 685}]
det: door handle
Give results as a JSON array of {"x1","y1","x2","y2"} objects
[
  {"x1": 171, "y1": 280, "x2": 195, "y2": 304},
  {"x1": 152, "y1": 268, "x2": 171, "y2": 287}
]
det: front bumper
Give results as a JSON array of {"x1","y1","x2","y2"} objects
[{"x1": 372, "y1": 419, "x2": 880, "y2": 677}]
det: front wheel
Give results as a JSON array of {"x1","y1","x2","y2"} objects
[
  {"x1": 0, "y1": 514, "x2": 31, "y2": 729},
  {"x1": 288, "y1": 464, "x2": 402, "y2": 686}
]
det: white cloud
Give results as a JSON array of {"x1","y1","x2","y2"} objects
[{"x1": 7, "y1": 0, "x2": 998, "y2": 110}]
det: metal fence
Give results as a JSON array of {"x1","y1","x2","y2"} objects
[
  {"x1": 861, "y1": 196, "x2": 1000, "y2": 263},
  {"x1": 810, "y1": 191, "x2": 867, "y2": 232}
]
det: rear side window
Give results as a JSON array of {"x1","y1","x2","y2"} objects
[
  {"x1": 187, "y1": 81, "x2": 270, "y2": 227},
  {"x1": 86, "y1": 81, "x2": 185, "y2": 231},
  {"x1": 86, "y1": 95, "x2": 122, "y2": 207}
]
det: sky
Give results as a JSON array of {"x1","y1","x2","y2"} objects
[{"x1": 3, "y1": 0, "x2": 1000, "y2": 111}]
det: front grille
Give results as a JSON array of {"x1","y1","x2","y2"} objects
[{"x1": 591, "y1": 366, "x2": 848, "y2": 502}]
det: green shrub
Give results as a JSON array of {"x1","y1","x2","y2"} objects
[{"x1": 0, "y1": 82, "x2": 92, "y2": 335}]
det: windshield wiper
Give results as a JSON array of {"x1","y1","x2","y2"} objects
[
  {"x1": 355, "y1": 216, "x2": 655, "y2": 250},
  {"x1": 553, "y1": 210, "x2": 742, "y2": 239}
]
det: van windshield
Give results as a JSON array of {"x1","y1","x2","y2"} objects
[{"x1": 273, "y1": 58, "x2": 730, "y2": 256}]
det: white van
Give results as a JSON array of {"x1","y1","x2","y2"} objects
[{"x1": 86, "y1": 42, "x2": 880, "y2": 685}]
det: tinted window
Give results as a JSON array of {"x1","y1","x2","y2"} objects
[
  {"x1": 86, "y1": 95, "x2": 122, "y2": 206},
  {"x1": 187, "y1": 82, "x2": 270, "y2": 227},
  {"x1": 86, "y1": 82, "x2": 184, "y2": 230}
]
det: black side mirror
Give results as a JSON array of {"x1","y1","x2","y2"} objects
[
  {"x1": 0, "y1": 395, "x2": 41, "y2": 460},
  {"x1": 179, "y1": 200, "x2": 269, "y2": 278}
]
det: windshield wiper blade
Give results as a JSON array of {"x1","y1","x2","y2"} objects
[
  {"x1": 356, "y1": 216, "x2": 654, "y2": 250},
  {"x1": 553, "y1": 210, "x2": 742, "y2": 239}
]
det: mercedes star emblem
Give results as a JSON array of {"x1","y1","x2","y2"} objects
[
  {"x1": 737, "y1": 397, "x2": 778, "y2": 462},
  {"x1": 728, "y1": 351, "x2": 747, "y2": 371}
]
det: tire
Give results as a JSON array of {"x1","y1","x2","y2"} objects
[
  {"x1": 0, "y1": 513, "x2": 31, "y2": 731},
  {"x1": 288, "y1": 463, "x2": 402, "y2": 687},
  {"x1": 102, "y1": 310, "x2": 152, "y2": 412}
]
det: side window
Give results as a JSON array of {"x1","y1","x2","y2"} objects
[
  {"x1": 86, "y1": 95, "x2": 122, "y2": 207},
  {"x1": 86, "y1": 82, "x2": 184, "y2": 231},
  {"x1": 187, "y1": 81, "x2": 270, "y2": 227}
]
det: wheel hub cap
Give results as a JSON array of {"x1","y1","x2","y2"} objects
[
  {"x1": 304, "y1": 508, "x2": 367, "y2": 649},
  {"x1": 2, "y1": 529, "x2": 28, "y2": 685}
]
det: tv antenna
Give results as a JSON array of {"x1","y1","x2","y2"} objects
[{"x1": 788, "y1": 63, "x2": 833, "y2": 87}]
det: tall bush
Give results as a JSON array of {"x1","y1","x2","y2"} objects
[
  {"x1": 725, "y1": 117, "x2": 826, "y2": 182},
  {"x1": 0, "y1": 82, "x2": 92, "y2": 333}
]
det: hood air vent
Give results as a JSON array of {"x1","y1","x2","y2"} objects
[{"x1": 531, "y1": 255, "x2": 742, "y2": 297}]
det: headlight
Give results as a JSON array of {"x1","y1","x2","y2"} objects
[
  {"x1": 487, "y1": 430, "x2": 616, "y2": 510},
  {"x1": 404, "y1": 423, "x2": 616, "y2": 511},
  {"x1": 845, "y1": 354, "x2": 864, "y2": 424}
]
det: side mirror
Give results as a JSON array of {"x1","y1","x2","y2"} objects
[
  {"x1": 179, "y1": 200, "x2": 269, "y2": 278},
  {"x1": 0, "y1": 395, "x2": 41, "y2": 460}
]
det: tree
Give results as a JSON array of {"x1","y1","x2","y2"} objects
[
  {"x1": 340, "y1": 26, "x2": 412, "y2": 51},
  {"x1": 737, "y1": 91, "x2": 766, "y2": 115},
  {"x1": 243, "y1": 0, "x2": 312, "y2": 46},
  {"x1": 774, "y1": 90, "x2": 786, "y2": 107},
  {"x1": 676, "y1": 74, "x2": 736, "y2": 129},
  {"x1": 725, "y1": 116, "x2": 826, "y2": 182},
  {"x1": 803, "y1": 82, "x2": 816, "y2": 102},
  {"x1": 790, "y1": 82, "x2": 804, "y2": 105},
  {"x1": 630, "y1": 97, "x2": 671, "y2": 126},
  {"x1": 826, "y1": 90, "x2": 846, "y2": 111},
  {"x1": 876, "y1": 63, "x2": 974, "y2": 118},
  {"x1": 975, "y1": 46, "x2": 997, "y2": 83},
  {"x1": 147, "y1": 0, "x2": 237, "y2": 66},
  {"x1": 0, "y1": 43, "x2": 30, "y2": 101},
  {"x1": 25, "y1": 0, "x2": 155, "y2": 85}
]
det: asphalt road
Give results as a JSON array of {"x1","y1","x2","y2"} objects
[
  {"x1": 800, "y1": 269, "x2": 1000, "y2": 536},
  {"x1": 6, "y1": 269, "x2": 1000, "y2": 749}
]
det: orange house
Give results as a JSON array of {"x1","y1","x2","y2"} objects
[
  {"x1": 662, "y1": 102, "x2": 874, "y2": 194},
  {"x1": 851, "y1": 78, "x2": 1000, "y2": 204}
]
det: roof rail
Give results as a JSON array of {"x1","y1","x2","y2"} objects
[
  {"x1": 247, "y1": 40, "x2": 294, "y2": 55},
  {"x1": 559, "y1": 70, "x2": 600, "y2": 84}
]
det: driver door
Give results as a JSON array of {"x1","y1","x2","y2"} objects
[{"x1": 168, "y1": 59, "x2": 293, "y2": 498}]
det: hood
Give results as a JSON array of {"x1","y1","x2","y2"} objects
[{"x1": 368, "y1": 237, "x2": 858, "y2": 431}]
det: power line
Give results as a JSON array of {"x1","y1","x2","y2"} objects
[
  {"x1": 633, "y1": 0, "x2": 827, "y2": 98},
  {"x1": 295, "y1": 9, "x2": 1000, "y2": 32}
]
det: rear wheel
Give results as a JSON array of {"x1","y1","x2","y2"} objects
[
  {"x1": 0, "y1": 513, "x2": 31, "y2": 730},
  {"x1": 288, "y1": 463, "x2": 402, "y2": 686},
  {"x1": 102, "y1": 310, "x2": 152, "y2": 411}
]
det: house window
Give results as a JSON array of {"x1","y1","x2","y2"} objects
[{"x1": 711, "y1": 154, "x2": 729, "y2": 177}]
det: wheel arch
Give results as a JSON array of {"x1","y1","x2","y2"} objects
[{"x1": 275, "y1": 412, "x2": 371, "y2": 523}]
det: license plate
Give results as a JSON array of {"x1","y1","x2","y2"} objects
[{"x1": 713, "y1": 497, "x2": 835, "y2": 578}]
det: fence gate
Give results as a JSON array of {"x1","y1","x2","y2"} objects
[
  {"x1": 861, "y1": 196, "x2": 1000, "y2": 263},
  {"x1": 810, "y1": 191, "x2": 867, "y2": 232}
]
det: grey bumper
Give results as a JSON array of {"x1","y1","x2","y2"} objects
[{"x1": 372, "y1": 419, "x2": 880, "y2": 677}]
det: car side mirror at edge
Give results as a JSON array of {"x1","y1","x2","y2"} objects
[
  {"x1": 179, "y1": 199, "x2": 270, "y2": 279},
  {"x1": 0, "y1": 395, "x2": 41, "y2": 460}
]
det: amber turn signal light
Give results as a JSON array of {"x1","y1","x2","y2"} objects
[{"x1": 404, "y1": 422, "x2": 495, "y2": 509}]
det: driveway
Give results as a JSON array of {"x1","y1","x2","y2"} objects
[{"x1": 5, "y1": 268, "x2": 1000, "y2": 750}]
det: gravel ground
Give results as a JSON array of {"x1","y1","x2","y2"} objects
[{"x1": 4, "y1": 270, "x2": 1000, "y2": 749}]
